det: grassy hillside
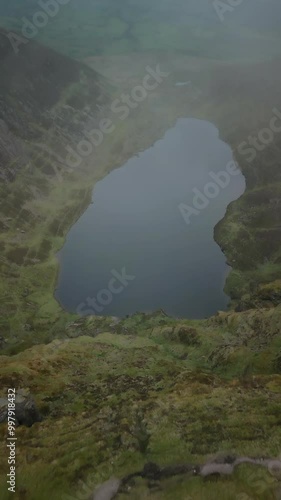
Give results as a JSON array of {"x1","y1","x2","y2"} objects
[
  {"x1": 1, "y1": 46, "x2": 281, "y2": 351},
  {"x1": 0, "y1": 309, "x2": 281, "y2": 499},
  {"x1": 0, "y1": 5, "x2": 280, "y2": 498}
]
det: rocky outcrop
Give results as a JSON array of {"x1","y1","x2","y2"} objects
[
  {"x1": 86, "y1": 455, "x2": 281, "y2": 498},
  {"x1": 0, "y1": 389, "x2": 41, "y2": 427},
  {"x1": 91, "y1": 478, "x2": 121, "y2": 500}
]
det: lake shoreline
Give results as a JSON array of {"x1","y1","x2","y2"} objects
[
  {"x1": 55, "y1": 118, "x2": 245, "y2": 320},
  {"x1": 3, "y1": 50, "x2": 281, "y2": 351}
]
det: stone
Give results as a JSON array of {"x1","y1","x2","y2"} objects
[
  {"x1": 0, "y1": 389, "x2": 42, "y2": 427},
  {"x1": 90, "y1": 478, "x2": 121, "y2": 500}
]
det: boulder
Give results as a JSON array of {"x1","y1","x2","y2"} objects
[
  {"x1": 90, "y1": 478, "x2": 121, "y2": 500},
  {"x1": 0, "y1": 389, "x2": 42, "y2": 427}
]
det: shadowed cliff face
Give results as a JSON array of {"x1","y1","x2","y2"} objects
[
  {"x1": 0, "y1": 28, "x2": 115, "y2": 346},
  {"x1": 0, "y1": 27, "x2": 108, "y2": 180}
]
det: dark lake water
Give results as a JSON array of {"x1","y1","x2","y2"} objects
[{"x1": 55, "y1": 118, "x2": 245, "y2": 319}]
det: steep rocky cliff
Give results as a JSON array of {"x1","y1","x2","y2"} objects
[
  {"x1": 0, "y1": 28, "x2": 113, "y2": 345},
  {"x1": 0, "y1": 27, "x2": 108, "y2": 181}
]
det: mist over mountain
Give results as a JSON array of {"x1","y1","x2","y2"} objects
[{"x1": 1, "y1": 0, "x2": 281, "y2": 60}]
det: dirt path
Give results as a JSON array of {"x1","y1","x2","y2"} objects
[{"x1": 91, "y1": 455, "x2": 281, "y2": 499}]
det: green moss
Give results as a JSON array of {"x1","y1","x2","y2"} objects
[{"x1": 0, "y1": 331, "x2": 280, "y2": 499}]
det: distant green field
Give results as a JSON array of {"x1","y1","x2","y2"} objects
[{"x1": 1, "y1": 0, "x2": 281, "y2": 62}]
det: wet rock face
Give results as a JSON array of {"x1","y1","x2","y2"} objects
[{"x1": 0, "y1": 390, "x2": 42, "y2": 427}]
